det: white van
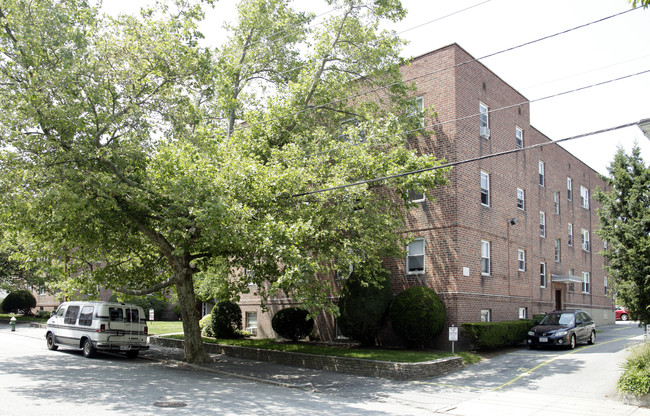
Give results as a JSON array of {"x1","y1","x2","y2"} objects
[{"x1": 45, "y1": 301, "x2": 149, "y2": 358}]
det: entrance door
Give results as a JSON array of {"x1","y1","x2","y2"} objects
[{"x1": 555, "y1": 289, "x2": 562, "y2": 311}]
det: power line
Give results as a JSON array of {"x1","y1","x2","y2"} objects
[
  {"x1": 291, "y1": 120, "x2": 644, "y2": 198},
  {"x1": 235, "y1": 7, "x2": 640, "y2": 133}
]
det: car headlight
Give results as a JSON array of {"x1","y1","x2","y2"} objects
[
  {"x1": 528, "y1": 331, "x2": 535, "y2": 336},
  {"x1": 556, "y1": 330, "x2": 567, "y2": 337}
]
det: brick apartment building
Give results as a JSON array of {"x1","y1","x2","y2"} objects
[{"x1": 238, "y1": 43, "x2": 614, "y2": 342}]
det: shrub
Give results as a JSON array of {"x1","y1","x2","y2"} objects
[
  {"x1": 272, "y1": 307, "x2": 314, "y2": 342},
  {"x1": 389, "y1": 286, "x2": 446, "y2": 349},
  {"x1": 123, "y1": 296, "x2": 169, "y2": 321},
  {"x1": 337, "y1": 267, "x2": 393, "y2": 346},
  {"x1": 532, "y1": 314, "x2": 546, "y2": 325},
  {"x1": 1, "y1": 290, "x2": 36, "y2": 315},
  {"x1": 199, "y1": 313, "x2": 214, "y2": 337},
  {"x1": 460, "y1": 320, "x2": 534, "y2": 350},
  {"x1": 618, "y1": 343, "x2": 650, "y2": 396},
  {"x1": 211, "y1": 301, "x2": 242, "y2": 338}
]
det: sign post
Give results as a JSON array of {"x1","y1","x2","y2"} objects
[
  {"x1": 449, "y1": 325, "x2": 458, "y2": 354},
  {"x1": 149, "y1": 309, "x2": 155, "y2": 321}
]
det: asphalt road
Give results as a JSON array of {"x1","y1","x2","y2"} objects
[{"x1": 1, "y1": 321, "x2": 649, "y2": 415}]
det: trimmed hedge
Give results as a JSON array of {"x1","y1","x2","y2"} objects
[
  {"x1": 461, "y1": 320, "x2": 534, "y2": 350},
  {"x1": 211, "y1": 301, "x2": 242, "y2": 338},
  {"x1": 389, "y1": 286, "x2": 446, "y2": 349},
  {"x1": 1, "y1": 290, "x2": 36, "y2": 315},
  {"x1": 272, "y1": 307, "x2": 314, "y2": 342}
]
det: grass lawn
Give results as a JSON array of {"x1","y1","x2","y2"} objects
[
  {"x1": 161, "y1": 331, "x2": 480, "y2": 364},
  {"x1": 0, "y1": 313, "x2": 48, "y2": 323},
  {"x1": 147, "y1": 320, "x2": 183, "y2": 335}
]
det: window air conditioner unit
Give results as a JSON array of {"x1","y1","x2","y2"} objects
[
  {"x1": 246, "y1": 327, "x2": 257, "y2": 336},
  {"x1": 480, "y1": 126, "x2": 490, "y2": 138}
]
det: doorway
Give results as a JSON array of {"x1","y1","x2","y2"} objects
[{"x1": 555, "y1": 289, "x2": 562, "y2": 311}]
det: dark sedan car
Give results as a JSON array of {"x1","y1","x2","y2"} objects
[{"x1": 527, "y1": 310, "x2": 596, "y2": 349}]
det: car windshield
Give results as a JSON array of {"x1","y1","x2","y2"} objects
[{"x1": 541, "y1": 313, "x2": 575, "y2": 326}]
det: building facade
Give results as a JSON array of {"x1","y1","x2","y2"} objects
[{"x1": 241, "y1": 43, "x2": 614, "y2": 341}]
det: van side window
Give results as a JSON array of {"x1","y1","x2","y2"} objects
[
  {"x1": 57, "y1": 307, "x2": 66, "y2": 317},
  {"x1": 109, "y1": 307, "x2": 124, "y2": 322},
  {"x1": 64, "y1": 305, "x2": 80, "y2": 325},
  {"x1": 79, "y1": 306, "x2": 94, "y2": 326}
]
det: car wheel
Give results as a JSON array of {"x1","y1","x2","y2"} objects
[
  {"x1": 588, "y1": 330, "x2": 596, "y2": 345},
  {"x1": 125, "y1": 350, "x2": 139, "y2": 359},
  {"x1": 568, "y1": 334, "x2": 576, "y2": 350},
  {"x1": 621, "y1": 313, "x2": 629, "y2": 321},
  {"x1": 82, "y1": 338, "x2": 96, "y2": 358},
  {"x1": 46, "y1": 333, "x2": 58, "y2": 351}
]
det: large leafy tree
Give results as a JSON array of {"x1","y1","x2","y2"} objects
[
  {"x1": 0, "y1": 0, "x2": 447, "y2": 363},
  {"x1": 595, "y1": 146, "x2": 650, "y2": 326}
]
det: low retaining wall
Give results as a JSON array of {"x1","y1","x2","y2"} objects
[{"x1": 150, "y1": 336, "x2": 463, "y2": 380}]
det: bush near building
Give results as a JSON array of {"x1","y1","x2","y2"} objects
[
  {"x1": 199, "y1": 313, "x2": 214, "y2": 337},
  {"x1": 271, "y1": 307, "x2": 314, "y2": 342},
  {"x1": 461, "y1": 320, "x2": 534, "y2": 350},
  {"x1": 337, "y1": 267, "x2": 393, "y2": 346},
  {"x1": 1, "y1": 290, "x2": 36, "y2": 315},
  {"x1": 211, "y1": 301, "x2": 243, "y2": 338},
  {"x1": 389, "y1": 286, "x2": 446, "y2": 349}
]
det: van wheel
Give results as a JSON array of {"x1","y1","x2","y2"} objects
[
  {"x1": 82, "y1": 339, "x2": 96, "y2": 358},
  {"x1": 46, "y1": 333, "x2": 58, "y2": 351},
  {"x1": 126, "y1": 350, "x2": 139, "y2": 359}
]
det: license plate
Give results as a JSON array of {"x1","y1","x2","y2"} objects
[
  {"x1": 120, "y1": 346, "x2": 131, "y2": 351},
  {"x1": 539, "y1": 337, "x2": 548, "y2": 343}
]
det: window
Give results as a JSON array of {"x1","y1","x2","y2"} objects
[
  {"x1": 245, "y1": 311, "x2": 258, "y2": 336},
  {"x1": 582, "y1": 272, "x2": 591, "y2": 293},
  {"x1": 39, "y1": 286, "x2": 46, "y2": 296},
  {"x1": 604, "y1": 276, "x2": 609, "y2": 295},
  {"x1": 567, "y1": 177, "x2": 573, "y2": 201},
  {"x1": 481, "y1": 240, "x2": 491, "y2": 276},
  {"x1": 568, "y1": 223, "x2": 574, "y2": 246},
  {"x1": 515, "y1": 126, "x2": 523, "y2": 149},
  {"x1": 480, "y1": 171, "x2": 490, "y2": 206},
  {"x1": 554, "y1": 191, "x2": 560, "y2": 214},
  {"x1": 538, "y1": 161, "x2": 545, "y2": 187},
  {"x1": 479, "y1": 102, "x2": 490, "y2": 138},
  {"x1": 480, "y1": 309, "x2": 491, "y2": 322},
  {"x1": 519, "y1": 307, "x2": 528, "y2": 319},
  {"x1": 109, "y1": 307, "x2": 124, "y2": 322},
  {"x1": 127, "y1": 308, "x2": 140, "y2": 323},
  {"x1": 540, "y1": 263, "x2": 547, "y2": 288},
  {"x1": 569, "y1": 269, "x2": 575, "y2": 292},
  {"x1": 581, "y1": 229, "x2": 590, "y2": 252},
  {"x1": 408, "y1": 189, "x2": 425, "y2": 203},
  {"x1": 64, "y1": 305, "x2": 80, "y2": 325},
  {"x1": 518, "y1": 249, "x2": 526, "y2": 271},
  {"x1": 540, "y1": 211, "x2": 546, "y2": 238},
  {"x1": 555, "y1": 239, "x2": 561, "y2": 263},
  {"x1": 517, "y1": 188, "x2": 525, "y2": 210},
  {"x1": 78, "y1": 306, "x2": 94, "y2": 327},
  {"x1": 407, "y1": 238, "x2": 425, "y2": 274},
  {"x1": 410, "y1": 96, "x2": 425, "y2": 128},
  {"x1": 580, "y1": 186, "x2": 590, "y2": 209}
]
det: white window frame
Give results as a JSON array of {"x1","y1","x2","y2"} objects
[
  {"x1": 604, "y1": 276, "x2": 609, "y2": 295},
  {"x1": 412, "y1": 96, "x2": 425, "y2": 128},
  {"x1": 555, "y1": 238, "x2": 561, "y2": 263},
  {"x1": 540, "y1": 262, "x2": 547, "y2": 288},
  {"x1": 580, "y1": 186, "x2": 590, "y2": 209},
  {"x1": 515, "y1": 126, "x2": 523, "y2": 149},
  {"x1": 481, "y1": 240, "x2": 491, "y2": 276},
  {"x1": 517, "y1": 188, "x2": 525, "y2": 210},
  {"x1": 519, "y1": 307, "x2": 528, "y2": 319},
  {"x1": 408, "y1": 189, "x2": 425, "y2": 204},
  {"x1": 568, "y1": 223, "x2": 574, "y2": 246},
  {"x1": 540, "y1": 211, "x2": 546, "y2": 238},
  {"x1": 554, "y1": 191, "x2": 560, "y2": 214},
  {"x1": 581, "y1": 229, "x2": 590, "y2": 252},
  {"x1": 245, "y1": 311, "x2": 258, "y2": 335},
  {"x1": 479, "y1": 102, "x2": 490, "y2": 139},
  {"x1": 538, "y1": 161, "x2": 545, "y2": 187},
  {"x1": 406, "y1": 238, "x2": 425, "y2": 275},
  {"x1": 480, "y1": 171, "x2": 490, "y2": 206},
  {"x1": 480, "y1": 309, "x2": 491, "y2": 322},
  {"x1": 517, "y1": 249, "x2": 526, "y2": 271},
  {"x1": 582, "y1": 272, "x2": 591, "y2": 294},
  {"x1": 567, "y1": 177, "x2": 573, "y2": 201}
]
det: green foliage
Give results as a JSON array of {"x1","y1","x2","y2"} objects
[
  {"x1": 1, "y1": 290, "x2": 36, "y2": 315},
  {"x1": 119, "y1": 296, "x2": 170, "y2": 321},
  {"x1": 532, "y1": 314, "x2": 546, "y2": 325},
  {"x1": 337, "y1": 266, "x2": 393, "y2": 346},
  {"x1": 630, "y1": 0, "x2": 650, "y2": 8},
  {"x1": 199, "y1": 313, "x2": 214, "y2": 337},
  {"x1": 389, "y1": 286, "x2": 446, "y2": 348},
  {"x1": 460, "y1": 320, "x2": 534, "y2": 350},
  {"x1": 211, "y1": 301, "x2": 242, "y2": 338},
  {"x1": 595, "y1": 146, "x2": 650, "y2": 326},
  {"x1": 618, "y1": 343, "x2": 650, "y2": 396},
  {"x1": 271, "y1": 307, "x2": 314, "y2": 342}
]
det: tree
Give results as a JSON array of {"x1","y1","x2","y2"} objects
[
  {"x1": 595, "y1": 146, "x2": 650, "y2": 326},
  {"x1": 0, "y1": 0, "x2": 448, "y2": 363},
  {"x1": 630, "y1": 0, "x2": 650, "y2": 8},
  {"x1": 337, "y1": 265, "x2": 393, "y2": 346}
]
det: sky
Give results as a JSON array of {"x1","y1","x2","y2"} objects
[{"x1": 105, "y1": 0, "x2": 650, "y2": 176}]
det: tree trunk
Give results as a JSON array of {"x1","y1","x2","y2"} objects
[{"x1": 174, "y1": 258, "x2": 208, "y2": 364}]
